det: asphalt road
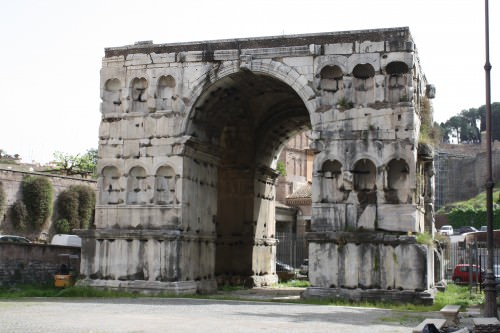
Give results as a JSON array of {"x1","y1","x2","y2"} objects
[{"x1": 0, "y1": 297, "x2": 429, "y2": 333}]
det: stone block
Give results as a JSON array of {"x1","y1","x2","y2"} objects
[
  {"x1": 151, "y1": 52, "x2": 176, "y2": 64},
  {"x1": 214, "y1": 49, "x2": 239, "y2": 61},
  {"x1": 356, "y1": 41, "x2": 385, "y2": 53},
  {"x1": 324, "y1": 43, "x2": 354, "y2": 55},
  {"x1": 357, "y1": 205, "x2": 376, "y2": 230},
  {"x1": 308, "y1": 242, "x2": 339, "y2": 287},
  {"x1": 377, "y1": 204, "x2": 422, "y2": 233},
  {"x1": 102, "y1": 55, "x2": 125, "y2": 68},
  {"x1": 125, "y1": 53, "x2": 152, "y2": 66}
]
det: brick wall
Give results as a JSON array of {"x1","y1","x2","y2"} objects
[{"x1": 0, "y1": 242, "x2": 80, "y2": 285}]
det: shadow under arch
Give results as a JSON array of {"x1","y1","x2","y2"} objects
[{"x1": 182, "y1": 66, "x2": 313, "y2": 286}]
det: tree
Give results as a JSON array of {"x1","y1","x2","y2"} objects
[
  {"x1": 440, "y1": 102, "x2": 500, "y2": 143},
  {"x1": 52, "y1": 149, "x2": 97, "y2": 178}
]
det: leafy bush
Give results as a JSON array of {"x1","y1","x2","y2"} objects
[
  {"x1": 56, "y1": 190, "x2": 79, "y2": 229},
  {"x1": 21, "y1": 176, "x2": 53, "y2": 228},
  {"x1": 70, "y1": 185, "x2": 96, "y2": 229},
  {"x1": 56, "y1": 185, "x2": 95, "y2": 230},
  {"x1": 10, "y1": 200, "x2": 28, "y2": 231},
  {"x1": 448, "y1": 206, "x2": 500, "y2": 229},
  {"x1": 54, "y1": 219, "x2": 71, "y2": 234}
]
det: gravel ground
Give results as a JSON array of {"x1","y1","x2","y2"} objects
[{"x1": 0, "y1": 287, "x2": 481, "y2": 333}]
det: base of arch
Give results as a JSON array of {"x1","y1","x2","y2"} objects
[
  {"x1": 301, "y1": 286, "x2": 436, "y2": 305},
  {"x1": 76, "y1": 278, "x2": 217, "y2": 295}
]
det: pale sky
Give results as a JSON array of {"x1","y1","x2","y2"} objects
[{"x1": 0, "y1": 0, "x2": 498, "y2": 164}]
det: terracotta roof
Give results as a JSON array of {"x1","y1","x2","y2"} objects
[{"x1": 286, "y1": 182, "x2": 312, "y2": 206}]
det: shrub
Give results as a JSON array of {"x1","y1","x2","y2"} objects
[
  {"x1": 70, "y1": 185, "x2": 96, "y2": 229},
  {"x1": 54, "y1": 218, "x2": 71, "y2": 234},
  {"x1": 56, "y1": 190, "x2": 79, "y2": 229},
  {"x1": 56, "y1": 185, "x2": 95, "y2": 230},
  {"x1": 21, "y1": 176, "x2": 53, "y2": 228},
  {"x1": 10, "y1": 200, "x2": 29, "y2": 231}
]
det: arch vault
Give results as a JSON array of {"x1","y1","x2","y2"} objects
[{"x1": 79, "y1": 27, "x2": 438, "y2": 303}]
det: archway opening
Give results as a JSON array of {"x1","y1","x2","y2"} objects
[{"x1": 187, "y1": 71, "x2": 311, "y2": 285}]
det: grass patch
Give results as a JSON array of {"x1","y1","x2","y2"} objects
[
  {"x1": 0, "y1": 282, "x2": 488, "y2": 313},
  {"x1": 0, "y1": 283, "x2": 139, "y2": 298},
  {"x1": 276, "y1": 279, "x2": 311, "y2": 288}
]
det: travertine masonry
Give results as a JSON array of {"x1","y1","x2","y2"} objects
[{"x1": 80, "y1": 27, "x2": 438, "y2": 301}]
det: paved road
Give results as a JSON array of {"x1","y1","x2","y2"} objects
[{"x1": 0, "y1": 297, "x2": 428, "y2": 333}]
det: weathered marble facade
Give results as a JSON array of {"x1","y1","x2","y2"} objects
[{"x1": 79, "y1": 27, "x2": 437, "y2": 301}]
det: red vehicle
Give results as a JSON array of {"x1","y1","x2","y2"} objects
[{"x1": 452, "y1": 264, "x2": 484, "y2": 284}]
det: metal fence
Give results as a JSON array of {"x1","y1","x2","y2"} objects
[
  {"x1": 276, "y1": 231, "x2": 307, "y2": 269},
  {"x1": 443, "y1": 240, "x2": 500, "y2": 281}
]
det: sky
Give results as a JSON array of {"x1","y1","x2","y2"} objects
[{"x1": 0, "y1": 0, "x2": 498, "y2": 164}]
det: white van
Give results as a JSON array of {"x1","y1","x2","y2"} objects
[{"x1": 51, "y1": 234, "x2": 82, "y2": 247}]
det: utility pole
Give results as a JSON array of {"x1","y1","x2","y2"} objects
[{"x1": 482, "y1": 0, "x2": 497, "y2": 318}]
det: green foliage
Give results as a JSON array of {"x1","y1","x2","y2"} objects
[
  {"x1": 70, "y1": 185, "x2": 96, "y2": 229},
  {"x1": 56, "y1": 185, "x2": 96, "y2": 230},
  {"x1": 56, "y1": 190, "x2": 80, "y2": 230},
  {"x1": 418, "y1": 97, "x2": 442, "y2": 145},
  {"x1": 276, "y1": 161, "x2": 287, "y2": 176},
  {"x1": 439, "y1": 186, "x2": 500, "y2": 229},
  {"x1": 54, "y1": 218, "x2": 71, "y2": 234},
  {"x1": 440, "y1": 102, "x2": 500, "y2": 143},
  {"x1": 51, "y1": 148, "x2": 98, "y2": 178},
  {"x1": 21, "y1": 175, "x2": 53, "y2": 228},
  {"x1": 448, "y1": 206, "x2": 500, "y2": 229},
  {"x1": 337, "y1": 97, "x2": 354, "y2": 110},
  {"x1": 415, "y1": 232, "x2": 433, "y2": 246},
  {"x1": 10, "y1": 200, "x2": 28, "y2": 231}
]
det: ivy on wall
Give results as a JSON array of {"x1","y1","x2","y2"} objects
[
  {"x1": 448, "y1": 207, "x2": 500, "y2": 229},
  {"x1": 10, "y1": 200, "x2": 28, "y2": 230},
  {"x1": 21, "y1": 175, "x2": 53, "y2": 228}
]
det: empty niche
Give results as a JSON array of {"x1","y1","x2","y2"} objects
[
  {"x1": 155, "y1": 75, "x2": 176, "y2": 111},
  {"x1": 352, "y1": 63, "x2": 375, "y2": 106},
  {"x1": 353, "y1": 159, "x2": 377, "y2": 206},
  {"x1": 320, "y1": 65, "x2": 344, "y2": 92},
  {"x1": 101, "y1": 166, "x2": 121, "y2": 204},
  {"x1": 385, "y1": 61, "x2": 410, "y2": 103},
  {"x1": 155, "y1": 165, "x2": 176, "y2": 205},
  {"x1": 130, "y1": 77, "x2": 148, "y2": 113},
  {"x1": 321, "y1": 160, "x2": 344, "y2": 202},
  {"x1": 385, "y1": 159, "x2": 411, "y2": 204},
  {"x1": 127, "y1": 166, "x2": 149, "y2": 204},
  {"x1": 103, "y1": 78, "x2": 122, "y2": 113}
]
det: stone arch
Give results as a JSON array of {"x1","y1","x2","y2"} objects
[
  {"x1": 126, "y1": 166, "x2": 149, "y2": 204},
  {"x1": 385, "y1": 61, "x2": 411, "y2": 103},
  {"x1": 182, "y1": 59, "x2": 317, "y2": 135},
  {"x1": 102, "y1": 78, "x2": 122, "y2": 114},
  {"x1": 181, "y1": 63, "x2": 313, "y2": 286},
  {"x1": 129, "y1": 77, "x2": 148, "y2": 113},
  {"x1": 321, "y1": 159, "x2": 345, "y2": 202},
  {"x1": 385, "y1": 158, "x2": 411, "y2": 204},
  {"x1": 352, "y1": 63, "x2": 375, "y2": 106},
  {"x1": 154, "y1": 165, "x2": 177, "y2": 205},
  {"x1": 100, "y1": 165, "x2": 121, "y2": 204},
  {"x1": 155, "y1": 75, "x2": 176, "y2": 111}
]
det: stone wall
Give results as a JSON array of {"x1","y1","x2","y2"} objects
[
  {"x1": 0, "y1": 167, "x2": 96, "y2": 241},
  {"x1": 0, "y1": 242, "x2": 80, "y2": 285},
  {"x1": 435, "y1": 148, "x2": 500, "y2": 207}
]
